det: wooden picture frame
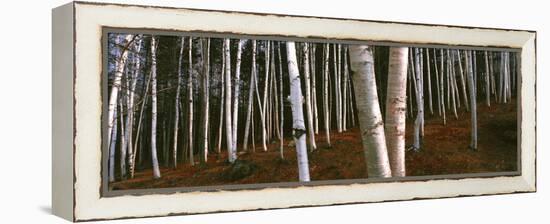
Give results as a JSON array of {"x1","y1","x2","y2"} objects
[{"x1": 52, "y1": 1, "x2": 536, "y2": 221}]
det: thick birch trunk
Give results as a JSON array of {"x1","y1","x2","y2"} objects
[
  {"x1": 385, "y1": 47, "x2": 408, "y2": 177},
  {"x1": 349, "y1": 45, "x2": 392, "y2": 178},
  {"x1": 150, "y1": 36, "x2": 161, "y2": 179},
  {"x1": 286, "y1": 42, "x2": 311, "y2": 182}
]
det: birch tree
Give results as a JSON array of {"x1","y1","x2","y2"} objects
[
  {"x1": 232, "y1": 40, "x2": 244, "y2": 152},
  {"x1": 187, "y1": 37, "x2": 195, "y2": 165},
  {"x1": 286, "y1": 42, "x2": 311, "y2": 182},
  {"x1": 243, "y1": 40, "x2": 257, "y2": 151},
  {"x1": 108, "y1": 100, "x2": 119, "y2": 182},
  {"x1": 466, "y1": 50, "x2": 478, "y2": 150},
  {"x1": 172, "y1": 37, "x2": 185, "y2": 168},
  {"x1": 198, "y1": 38, "x2": 210, "y2": 163},
  {"x1": 302, "y1": 43, "x2": 317, "y2": 151},
  {"x1": 150, "y1": 36, "x2": 161, "y2": 179},
  {"x1": 349, "y1": 45, "x2": 392, "y2": 178},
  {"x1": 322, "y1": 43, "x2": 331, "y2": 147},
  {"x1": 385, "y1": 47, "x2": 408, "y2": 177},
  {"x1": 224, "y1": 39, "x2": 237, "y2": 163},
  {"x1": 107, "y1": 34, "x2": 134, "y2": 148},
  {"x1": 412, "y1": 48, "x2": 424, "y2": 151}
]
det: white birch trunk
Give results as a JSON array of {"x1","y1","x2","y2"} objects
[
  {"x1": 484, "y1": 51, "x2": 491, "y2": 107},
  {"x1": 412, "y1": 48, "x2": 424, "y2": 151},
  {"x1": 108, "y1": 101, "x2": 118, "y2": 182},
  {"x1": 466, "y1": 51, "x2": 478, "y2": 150},
  {"x1": 286, "y1": 42, "x2": 311, "y2": 182},
  {"x1": 187, "y1": 37, "x2": 195, "y2": 166},
  {"x1": 385, "y1": 47, "x2": 408, "y2": 177},
  {"x1": 232, "y1": 40, "x2": 244, "y2": 151},
  {"x1": 150, "y1": 36, "x2": 161, "y2": 179},
  {"x1": 199, "y1": 38, "x2": 210, "y2": 163},
  {"x1": 224, "y1": 39, "x2": 236, "y2": 163},
  {"x1": 322, "y1": 43, "x2": 331, "y2": 146},
  {"x1": 302, "y1": 43, "x2": 317, "y2": 151},
  {"x1": 260, "y1": 41, "x2": 271, "y2": 152},
  {"x1": 172, "y1": 37, "x2": 185, "y2": 168},
  {"x1": 243, "y1": 40, "x2": 256, "y2": 151},
  {"x1": 107, "y1": 34, "x2": 134, "y2": 149},
  {"x1": 278, "y1": 42, "x2": 285, "y2": 158},
  {"x1": 349, "y1": 45, "x2": 392, "y2": 178}
]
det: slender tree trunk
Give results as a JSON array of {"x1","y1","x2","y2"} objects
[
  {"x1": 216, "y1": 43, "x2": 225, "y2": 154},
  {"x1": 310, "y1": 44, "x2": 319, "y2": 134},
  {"x1": 302, "y1": 43, "x2": 317, "y2": 151},
  {"x1": 107, "y1": 34, "x2": 134, "y2": 148},
  {"x1": 342, "y1": 47, "x2": 349, "y2": 131},
  {"x1": 466, "y1": 51, "x2": 478, "y2": 150},
  {"x1": 349, "y1": 45, "x2": 392, "y2": 178},
  {"x1": 118, "y1": 99, "x2": 127, "y2": 178},
  {"x1": 484, "y1": 51, "x2": 491, "y2": 106},
  {"x1": 425, "y1": 48, "x2": 433, "y2": 115},
  {"x1": 108, "y1": 101, "x2": 118, "y2": 182},
  {"x1": 322, "y1": 43, "x2": 331, "y2": 147},
  {"x1": 127, "y1": 37, "x2": 142, "y2": 178},
  {"x1": 412, "y1": 48, "x2": 424, "y2": 151},
  {"x1": 385, "y1": 47, "x2": 408, "y2": 177},
  {"x1": 243, "y1": 40, "x2": 256, "y2": 151},
  {"x1": 232, "y1": 40, "x2": 244, "y2": 152},
  {"x1": 278, "y1": 42, "x2": 285, "y2": 159},
  {"x1": 198, "y1": 38, "x2": 210, "y2": 163},
  {"x1": 456, "y1": 50, "x2": 470, "y2": 111},
  {"x1": 439, "y1": 49, "x2": 447, "y2": 125},
  {"x1": 286, "y1": 42, "x2": 311, "y2": 182},
  {"x1": 260, "y1": 41, "x2": 271, "y2": 151},
  {"x1": 172, "y1": 37, "x2": 185, "y2": 168},
  {"x1": 131, "y1": 62, "x2": 150, "y2": 178},
  {"x1": 432, "y1": 49, "x2": 441, "y2": 117},
  {"x1": 187, "y1": 37, "x2": 195, "y2": 166},
  {"x1": 336, "y1": 44, "x2": 343, "y2": 133},
  {"x1": 224, "y1": 39, "x2": 237, "y2": 163},
  {"x1": 150, "y1": 36, "x2": 161, "y2": 179}
]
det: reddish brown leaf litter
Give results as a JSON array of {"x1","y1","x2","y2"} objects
[{"x1": 111, "y1": 100, "x2": 517, "y2": 190}]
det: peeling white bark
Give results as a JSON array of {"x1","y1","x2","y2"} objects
[{"x1": 349, "y1": 45, "x2": 392, "y2": 178}]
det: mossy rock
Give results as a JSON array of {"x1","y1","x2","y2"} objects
[{"x1": 224, "y1": 160, "x2": 257, "y2": 181}]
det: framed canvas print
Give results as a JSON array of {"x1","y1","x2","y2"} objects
[{"x1": 52, "y1": 1, "x2": 536, "y2": 222}]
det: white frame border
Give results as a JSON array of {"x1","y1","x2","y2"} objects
[{"x1": 71, "y1": 2, "x2": 536, "y2": 221}]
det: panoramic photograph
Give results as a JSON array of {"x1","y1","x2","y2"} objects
[{"x1": 104, "y1": 32, "x2": 518, "y2": 191}]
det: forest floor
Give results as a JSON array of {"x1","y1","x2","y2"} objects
[{"x1": 111, "y1": 100, "x2": 518, "y2": 190}]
